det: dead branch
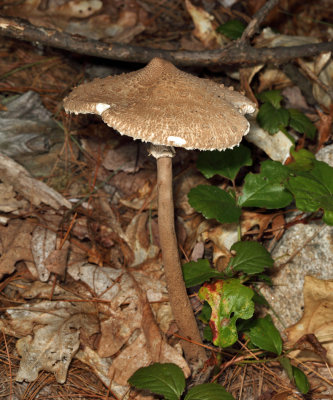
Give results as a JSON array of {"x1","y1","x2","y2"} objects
[
  {"x1": 241, "y1": 0, "x2": 280, "y2": 41},
  {"x1": 0, "y1": 16, "x2": 332, "y2": 68}
]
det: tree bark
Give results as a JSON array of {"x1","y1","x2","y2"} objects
[{"x1": 156, "y1": 156, "x2": 207, "y2": 364}]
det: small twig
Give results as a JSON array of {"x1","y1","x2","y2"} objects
[
  {"x1": 0, "y1": 17, "x2": 332, "y2": 68},
  {"x1": 240, "y1": 0, "x2": 280, "y2": 42},
  {"x1": 297, "y1": 57, "x2": 333, "y2": 101},
  {"x1": 237, "y1": 340, "x2": 293, "y2": 391}
]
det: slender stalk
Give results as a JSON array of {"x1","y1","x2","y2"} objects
[{"x1": 156, "y1": 156, "x2": 207, "y2": 363}]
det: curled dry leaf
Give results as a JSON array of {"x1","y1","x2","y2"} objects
[
  {"x1": 0, "y1": 219, "x2": 35, "y2": 279},
  {"x1": 125, "y1": 211, "x2": 160, "y2": 266},
  {"x1": 0, "y1": 153, "x2": 71, "y2": 209},
  {"x1": 0, "y1": 183, "x2": 28, "y2": 212},
  {"x1": 185, "y1": 0, "x2": 226, "y2": 49},
  {"x1": 45, "y1": 240, "x2": 70, "y2": 278},
  {"x1": 31, "y1": 225, "x2": 56, "y2": 282},
  {"x1": 186, "y1": 211, "x2": 275, "y2": 270},
  {"x1": 102, "y1": 141, "x2": 145, "y2": 173},
  {"x1": 0, "y1": 297, "x2": 99, "y2": 384},
  {"x1": 258, "y1": 67, "x2": 292, "y2": 92},
  {"x1": 286, "y1": 276, "x2": 333, "y2": 364},
  {"x1": 67, "y1": 262, "x2": 190, "y2": 387},
  {"x1": 313, "y1": 59, "x2": 333, "y2": 108}
]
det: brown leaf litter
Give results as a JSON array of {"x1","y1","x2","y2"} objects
[{"x1": 286, "y1": 276, "x2": 333, "y2": 365}]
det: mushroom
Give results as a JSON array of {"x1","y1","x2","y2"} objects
[{"x1": 64, "y1": 58, "x2": 256, "y2": 364}]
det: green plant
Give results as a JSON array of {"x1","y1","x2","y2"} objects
[
  {"x1": 128, "y1": 362, "x2": 235, "y2": 400},
  {"x1": 128, "y1": 107, "x2": 326, "y2": 396},
  {"x1": 188, "y1": 146, "x2": 333, "y2": 226},
  {"x1": 256, "y1": 89, "x2": 316, "y2": 138},
  {"x1": 216, "y1": 20, "x2": 246, "y2": 40},
  {"x1": 181, "y1": 142, "x2": 330, "y2": 394}
]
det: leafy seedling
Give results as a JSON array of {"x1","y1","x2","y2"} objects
[
  {"x1": 225, "y1": 241, "x2": 274, "y2": 275},
  {"x1": 292, "y1": 366, "x2": 310, "y2": 394},
  {"x1": 128, "y1": 363, "x2": 185, "y2": 400},
  {"x1": 199, "y1": 279, "x2": 254, "y2": 347},
  {"x1": 216, "y1": 19, "x2": 246, "y2": 40},
  {"x1": 256, "y1": 90, "x2": 316, "y2": 138},
  {"x1": 286, "y1": 160, "x2": 333, "y2": 225},
  {"x1": 182, "y1": 259, "x2": 223, "y2": 287},
  {"x1": 257, "y1": 102, "x2": 290, "y2": 134},
  {"x1": 238, "y1": 160, "x2": 293, "y2": 208},
  {"x1": 288, "y1": 108, "x2": 316, "y2": 139},
  {"x1": 257, "y1": 90, "x2": 284, "y2": 109},
  {"x1": 128, "y1": 363, "x2": 235, "y2": 400},
  {"x1": 279, "y1": 357, "x2": 310, "y2": 394},
  {"x1": 197, "y1": 144, "x2": 252, "y2": 181},
  {"x1": 248, "y1": 315, "x2": 283, "y2": 355},
  {"x1": 287, "y1": 147, "x2": 316, "y2": 172},
  {"x1": 188, "y1": 185, "x2": 241, "y2": 223}
]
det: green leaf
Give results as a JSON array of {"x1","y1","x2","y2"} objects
[
  {"x1": 182, "y1": 259, "x2": 222, "y2": 287},
  {"x1": 288, "y1": 108, "x2": 316, "y2": 139},
  {"x1": 238, "y1": 160, "x2": 293, "y2": 209},
  {"x1": 286, "y1": 160, "x2": 333, "y2": 225},
  {"x1": 287, "y1": 148, "x2": 316, "y2": 172},
  {"x1": 216, "y1": 19, "x2": 245, "y2": 40},
  {"x1": 324, "y1": 210, "x2": 333, "y2": 225},
  {"x1": 248, "y1": 315, "x2": 282, "y2": 355},
  {"x1": 257, "y1": 103, "x2": 290, "y2": 134},
  {"x1": 252, "y1": 290, "x2": 269, "y2": 307},
  {"x1": 188, "y1": 185, "x2": 241, "y2": 223},
  {"x1": 252, "y1": 291, "x2": 269, "y2": 306},
  {"x1": 199, "y1": 301, "x2": 212, "y2": 324},
  {"x1": 128, "y1": 363, "x2": 185, "y2": 400},
  {"x1": 292, "y1": 366, "x2": 310, "y2": 394},
  {"x1": 279, "y1": 357, "x2": 293, "y2": 381},
  {"x1": 257, "y1": 90, "x2": 284, "y2": 109},
  {"x1": 226, "y1": 241, "x2": 274, "y2": 275},
  {"x1": 203, "y1": 325, "x2": 213, "y2": 341},
  {"x1": 197, "y1": 145, "x2": 252, "y2": 180},
  {"x1": 185, "y1": 383, "x2": 235, "y2": 400},
  {"x1": 256, "y1": 274, "x2": 273, "y2": 285},
  {"x1": 198, "y1": 279, "x2": 254, "y2": 348}
]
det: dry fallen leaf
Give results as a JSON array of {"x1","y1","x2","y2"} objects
[
  {"x1": 45, "y1": 240, "x2": 70, "y2": 278},
  {"x1": 0, "y1": 153, "x2": 71, "y2": 209},
  {"x1": 31, "y1": 225, "x2": 57, "y2": 282},
  {"x1": 125, "y1": 212, "x2": 159, "y2": 266},
  {"x1": 67, "y1": 261, "x2": 190, "y2": 387},
  {"x1": 286, "y1": 276, "x2": 333, "y2": 364},
  {"x1": 0, "y1": 219, "x2": 35, "y2": 279},
  {"x1": 0, "y1": 182, "x2": 28, "y2": 212},
  {"x1": 0, "y1": 296, "x2": 99, "y2": 383},
  {"x1": 185, "y1": 0, "x2": 225, "y2": 49}
]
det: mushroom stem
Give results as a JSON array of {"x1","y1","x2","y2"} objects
[{"x1": 156, "y1": 150, "x2": 207, "y2": 363}]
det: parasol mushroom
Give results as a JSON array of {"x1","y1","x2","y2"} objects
[{"x1": 64, "y1": 58, "x2": 256, "y2": 364}]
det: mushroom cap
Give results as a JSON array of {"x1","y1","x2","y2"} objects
[{"x1": 64, "y1": 58, "x2": 256, "y2": 151}]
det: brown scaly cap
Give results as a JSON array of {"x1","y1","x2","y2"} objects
[{"x1": 64, "y1": 58, "x2": 256, "y2": 151}]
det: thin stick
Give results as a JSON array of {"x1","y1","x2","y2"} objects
[
  {"x1": 0, "y1": 16, "x2": 332, "y2": 68},
  {"x1": 241, "y1": 0, "x2": 280, "y2": 41}
]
